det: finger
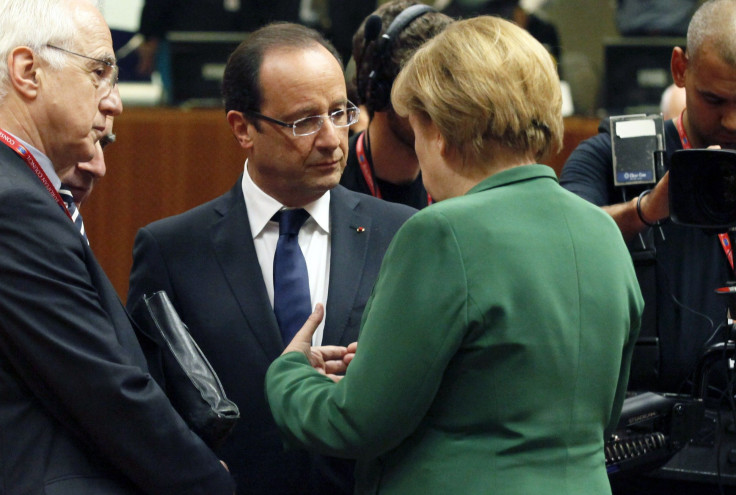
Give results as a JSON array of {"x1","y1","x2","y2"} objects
[
  {"x1": 343, "y1": 353, "x2": 355, "y2": 366},
  {"x1": 346, "y1": 342, "x2": 357, "y2": 353},
  {"x1": 286, "y1": 304, "x2": 324, "y2": 347},
  {"x1": 282, "y1": 304, "x2": 325, "y2": 357},
  {"x1": 323, "y1": 359, "x2": 348, "y2": 375},
  {"x1": 316, "y1": 344, "x2": 348, "y2": 361},
  {"x1": 309, "y1": 349, "x2": 327, "y2": 374}
]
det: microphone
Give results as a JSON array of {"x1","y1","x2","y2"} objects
[
  {"x1": 364, "y1": 14, "x2": 383, "y2": 45},
  {"x1": 357, "y1": 15, "x2": 383, "y2": 103}
]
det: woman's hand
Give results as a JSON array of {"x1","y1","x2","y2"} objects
[{"x1": 282, "y1": 304, "x2": 354, "y2": 382}]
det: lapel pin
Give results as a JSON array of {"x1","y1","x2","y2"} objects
[{"x1": 356, "y1": 227, "x2": 366, "y2": 233}]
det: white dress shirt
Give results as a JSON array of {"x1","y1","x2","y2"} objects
[{"x1": 241, "y1": 160, "x2": 331, "y2": 345}]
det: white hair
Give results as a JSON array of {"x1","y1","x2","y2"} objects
[{"x1": 0, "y1": 0, "x2": 100, "y2": 102}]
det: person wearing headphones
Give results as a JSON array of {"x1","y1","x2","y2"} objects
[{"x1": 340, "y1": 0, "x2": 452, "y2": 209}]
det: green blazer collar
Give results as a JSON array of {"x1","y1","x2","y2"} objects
[{"x1": 466, "y1": 164, "x2": 558, "y2": 195}]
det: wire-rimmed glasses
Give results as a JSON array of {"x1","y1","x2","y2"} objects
[
  {"x1": 246, "y1": 102, "x2": 360, "y2": 137},
  {"x1": 46, "y1": 44, "x2": 119, "y2": 97}
]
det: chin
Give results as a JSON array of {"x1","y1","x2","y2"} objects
[{"x1": 313, "y1": 163, "x2": 343, "y2": 181}]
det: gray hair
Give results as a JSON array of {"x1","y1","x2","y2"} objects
[
  {"x1": 0, "y1": 0, "x2": 99, "y2": 102},
  {"x1": 687, "y1": 0, "x2": 736, "y2": 66}
]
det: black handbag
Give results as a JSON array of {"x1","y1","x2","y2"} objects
[{"x1": 130, "y1": 291, "x2": 240, "y2": 450}]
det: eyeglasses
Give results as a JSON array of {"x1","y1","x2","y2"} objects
[
  {"x1": 246, "y1": 102, "x2": 360, "y2": 137},
  {"x1": 45, "y1": 44, "x2": 119, "y2": 96}
]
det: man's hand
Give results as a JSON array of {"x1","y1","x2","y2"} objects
[
  {"x1": 638, "y1": 171, "x2": 670, "y2": 224},
  {"x1": 604, "y1": 171, "x2": 671, "y2": 240},
  {"x1": 282, "y1": 304, "x2": 352, "y2": 382}
]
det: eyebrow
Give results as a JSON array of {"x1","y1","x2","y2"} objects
[
  {"x1": 697, "y1": 88, "x2": 730, "y2": 103},
  {"x1": 85, "y1": 52, "x2": 116, "y2": 68},
  {"x1": 284, "y1": 99, "x2": 350, "y2": 121}
]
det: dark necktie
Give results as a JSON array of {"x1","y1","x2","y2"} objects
[
  {"x1": 273, "y1": 208, "x2": 311, "y2": 344},
  {"x1": 59, "y1": 187, "x2": 88, "y2": 243}
]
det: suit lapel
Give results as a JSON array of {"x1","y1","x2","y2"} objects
[
  {"x1": 209, "y1": 181, "x2": 284, "y2": 357},
  {"x1": 323, "y1": 186, "x2": 372, "y2": 345}
]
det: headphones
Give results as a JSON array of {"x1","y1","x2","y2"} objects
[{"x1": 359, "y1": 3, "x2": 435, "y2": 112}]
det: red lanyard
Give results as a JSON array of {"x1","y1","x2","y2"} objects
[
  {"x1": 677, "y1": 111, "x2": 734, "y2": 270},
  {"x1": 356, "y1": 132, "x2": 380, "y2": 198},
  {"x1": 0, "y1": 127, "x2": 71, "y2": 220},
  {"x1": 721, "y1": 234, "x2": 734, "y2": 272},
  {"x1": 356, "y1": 131, "x2": 432, "y2": 205},
  {"x1": 676, "y1": 109, "x2": 691, "y2": 150}
]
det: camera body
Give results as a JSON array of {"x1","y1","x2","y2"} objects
[
  {"x1": 669, "y1": 148, "x2": 736, "y2": 229},
  {"x1": 610, "y1": 114, "x2": 736, "y2": 229}
]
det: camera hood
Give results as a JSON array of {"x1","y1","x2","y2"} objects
[{"x1": 669, "y1": 148, "x2": 736, "y2": 229}]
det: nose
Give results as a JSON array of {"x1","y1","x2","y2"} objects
[
  {"x1": 100, "y1": 85, "x2": 123, "y2": 117},
  {"x1": 78, "y1": 141, "x2": 106, "y2": 178},
  {"x1": 313, "y1": 117, "x2": 342, "y2": 150}
]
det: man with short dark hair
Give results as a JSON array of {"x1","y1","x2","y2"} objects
[{"x1": 127, "y1": 22, "x2": 415, "y2": 495}]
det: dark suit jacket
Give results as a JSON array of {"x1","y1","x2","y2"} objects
[
  {"x1": 127, "y1": 180, "x2": 415, "y2": 494},
  {"x1": 0, "y1": 144, "x2": 233, "y2": 494}
]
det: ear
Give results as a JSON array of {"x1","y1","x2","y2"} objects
[
  {"x1": 671, "y1": 46, "x2": 688, "y2": 88},
  {"x1": 7, "y1": 47, "x2": 41, "y2": 99},
  {"x1": 227, "y1": 110, "x2": 255, "y2": 150},
  {"x1": 436, "y1": 127, "x2": 453, "y2": 160}
]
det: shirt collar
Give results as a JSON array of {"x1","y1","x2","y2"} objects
[
  {"x1": 7, "y1": 132, "x2": 60, "y2": 190},
  {"x1": 241, "y1": 159, "x2": 331, "y2": 238}
]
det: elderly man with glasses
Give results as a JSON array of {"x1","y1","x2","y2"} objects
[
  {"x1": 127, "y1": 22, "x2": 416, "y2": 495},
  {"x1": 0, "y1": 0, "x2": 235, "y2": 494}
]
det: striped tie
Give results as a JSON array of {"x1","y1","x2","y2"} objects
[{"x1": 59, "y1": 187, "x2": 88, "y2": 243}]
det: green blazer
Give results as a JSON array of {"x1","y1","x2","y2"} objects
[{"x1": 266, "y1": 165, "x2": 643, "y2": 495}]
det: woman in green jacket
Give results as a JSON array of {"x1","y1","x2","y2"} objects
[{"x1": 266, "y1": 15, "x2": 643, "y2": 495}]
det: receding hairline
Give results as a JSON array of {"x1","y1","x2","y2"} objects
[
  {"x1": 262, "y1": 40, "x2": 337, "y2": 61},
  {"x1": 258, "y1": 42, "x2": 344, "y2": 83},
  {"x1": 257, "y1": 43, "x2": 347, "y2": 106}
]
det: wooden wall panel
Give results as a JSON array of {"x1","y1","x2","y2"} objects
[
  {"x1": 83, "y1": 107, "x2": 244, "y2": 303},
  {"x1": 81, "y1": 108, "x2": 600, "y2": 302}
]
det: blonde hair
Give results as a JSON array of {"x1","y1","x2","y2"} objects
[{"x1": 391, "y1": 15, "x2": 563, "y2": 163}]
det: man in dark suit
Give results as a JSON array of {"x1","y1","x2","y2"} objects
[
  {"x1": 0, "y1": 0, "x2": 234, "y2": 493},
  {"x1": 127, "y1": 22, "x2": 415, "y2": 495}
]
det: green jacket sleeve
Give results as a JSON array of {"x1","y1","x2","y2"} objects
[{"x1": 266, "y1": 211, "x2": 472, "y2": 459}]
